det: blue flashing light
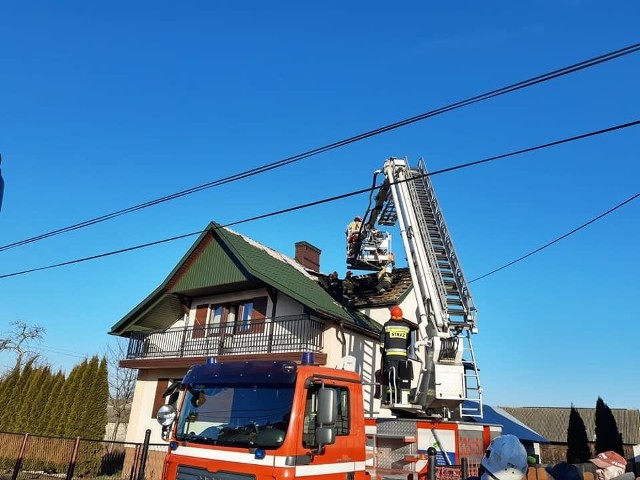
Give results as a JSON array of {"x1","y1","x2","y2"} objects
[
  {"x1": 207, "y1": 357, "x2": 217, "y2": 364},
  {"x1": 301, "y1": 352, "x2": 315, "y2": 365},
  {"x1": 254, "y1": 448, "x2": 266, "y2": 460},
  {"x1": 169, "y1": 441, "x2": 178, "y2": 451}
]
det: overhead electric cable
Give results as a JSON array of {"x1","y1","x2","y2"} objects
[
  {"x1": 469, "y1": 192, "x2": 640, "y2": 283},
  {"x1": 34, "y1": 346, "x2": 91, "y2": 359},
  {"x1": 2, "y1": 41, "x2": 639, "y2": 253},
  {"x1": 1, "y1": 119, "x2": 637, "y2": 280}
]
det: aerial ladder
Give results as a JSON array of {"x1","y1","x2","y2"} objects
[{"x1": 348, "y1": 157, "x2": 483, "y2": 419}]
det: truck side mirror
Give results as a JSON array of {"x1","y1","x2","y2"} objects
[
  {"x1": 315, "y1": 387, "x2": 338, "y2": 448},
  {"x1": 317, "y1": 388, "x2": 337, "y2": 425},
  {"x1": 315, "y1": 426, "x2": 336, "y2": 446}
]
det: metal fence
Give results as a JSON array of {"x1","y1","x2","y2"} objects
[
  {"x1": 126, "y1": 315, "x2": 324, "y2": 360},
  {"x1": 0, "y1": 430, "x2": 166, "y2": 480}
]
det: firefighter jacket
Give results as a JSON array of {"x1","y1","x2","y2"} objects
[{"x1": 379, "y1": 319, "x2": 411, "y2": 358}]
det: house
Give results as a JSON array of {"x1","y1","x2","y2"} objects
[
  {"x1": 500, "y1": 406, "x2": 640, "y2": 470},
  {"x1": 471, "y1": 404, "x2": 549, "y2": 461},
  {"x1": 110, "y1": 222, "x2": 419, "y2": 443}
]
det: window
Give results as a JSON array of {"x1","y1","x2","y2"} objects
[
  {"x1": 210, "y1": 305, "x2": 224, "y2": 333},
  {"x1": 193, "y1": 297, "x2": 268, "y2": 338},
  {"x1": 302, "y1": 385, "x2": 350, "y2": 448},
  {"x1": 235, "y1": 297, "x2": 267, "y2": 334},
  {"x1": 192, "y1": 304, "x2": 229, "y2": 339}
]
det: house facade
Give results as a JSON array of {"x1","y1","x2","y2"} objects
[{"x1": 110, "y1": 222, "x2": 417, "y2": 444}]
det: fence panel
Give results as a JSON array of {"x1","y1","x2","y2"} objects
[{"x1": 0, "y1": 432, "x2": 166, "y2": 480}]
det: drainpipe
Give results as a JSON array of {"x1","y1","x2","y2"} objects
[
  {"x1": 267, "y1": 288, "x2": 277, "y2": 353},
  {"x1": 336, "y1": 320, "x2": 346, "y2": 357},
  {"x1": 174, "y1": 295, "x2": 191, "y2": 357},
  {"x1": 267, "y1": 287, "x2": 277, "y2": 317}
]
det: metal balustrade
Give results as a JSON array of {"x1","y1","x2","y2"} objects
[{"x1": 126, "y1": 315, "x2": 324, "y2": 360}]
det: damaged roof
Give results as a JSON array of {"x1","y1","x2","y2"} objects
[{"x1": 320, "y1": 267, "x2": 414, "y2": 308}]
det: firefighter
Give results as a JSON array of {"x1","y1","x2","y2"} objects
[
  {"x1": 376, "y1": 262, "x2": 393, "y2": 293},
  {"x1": 342, "y1": 271, "x2": 357, "y2": 301},
  {"x1": 346, "y1": 215, "x2": 362, "y2": 238},
  {"x1": 346, "y1": 216, "x2": 362, "y2": 257},
  {"x1": 379, "y1": 305, "x2": 412, "y2": 405}
]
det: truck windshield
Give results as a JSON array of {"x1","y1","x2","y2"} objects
[{"x1": 176, "y1": 383, "x2": 294, "y2": 449}]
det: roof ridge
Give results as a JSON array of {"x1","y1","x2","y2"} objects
[{"x1": 224, "y1": 226, "x2": 316, "y2": 280}]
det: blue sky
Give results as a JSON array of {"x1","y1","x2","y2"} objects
[{"x1": 1, "y1": 2, "x2": 638, "y2": 411}]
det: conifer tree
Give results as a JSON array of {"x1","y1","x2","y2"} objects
[
  {"x1": 64, "y1": 357, "x2": 93, "y2": 437},
  {"x1": 0, "y1": 364, "x2": 22, "y2": 431},
  {"x1": 77, "y1": 356, "x2": 109, "y2": 440},
  {"x1": 73, "y1": 357, "x2": 109, "y2": 476},
  {"x1": 27, "y1": 366, "x2": 53, "y2": 434},
  {"x1": 595, "y1": 397, "x2": 624, "y2": 456},
  {"x1": 38, "y1": 370, "x2": 65, "y2": 435},
  {"x1": 567, "y1": 404, "x2": 591, "y2": 463},
  {"x1": 13, "y1": 362, "x2": 46, "y2": 433},
  {"x1": 46, "y1": 359, "x2": 85, "y2": 436},
  {"x1": 5, "y1": 359, "x2": 35, "y2": 432}
]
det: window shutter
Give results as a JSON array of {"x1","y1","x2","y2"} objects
[
  {"x1": 250, "y1": 296, "x2": 267, "y2": 333},
  {"x1": 152, "y1": 378, "x2": 170, "y2": 418},
  {"x1": 193, "y1": 304, "x2": 208, "y2": 339}
]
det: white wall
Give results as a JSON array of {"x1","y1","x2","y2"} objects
[
  {"x1": 322, "y1": 323, "x2": 382, "y2": 415},
  {"x1": 272, "y1": 292, "x2": 303, "y2": 317},
  {"x1": 125, "y1": 368, "x2": 186, "y2": 444}
]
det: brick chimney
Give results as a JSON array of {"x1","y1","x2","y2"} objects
[{"x1": 294, "y1": 241, "x2": 321, "y2": 272}]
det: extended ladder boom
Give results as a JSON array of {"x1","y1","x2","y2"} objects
[{"x1": 365, "y1": 157, "x2": 483, "y2": 418}]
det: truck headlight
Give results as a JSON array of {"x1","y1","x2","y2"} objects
[{"x1": 157, "y1": 404, "x2": 177, "y2": 427}]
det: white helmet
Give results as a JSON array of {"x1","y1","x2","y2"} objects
[{"x1": 481, "y1": 434, "x2": 528, "y2": 480}]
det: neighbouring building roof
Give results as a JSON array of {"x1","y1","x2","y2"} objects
[
  {"x1": 110, "y1": 222, "x2": 380, "y2": 337},
  {"x1": 463, "y1": 402, "x2": 548, "y2": 444},
  {"x1": 499, "y1": 406, "x2": 640, "y2": 444},
  {"x1": 484, "y1": 405, "x2": 549, "y2": 443}
]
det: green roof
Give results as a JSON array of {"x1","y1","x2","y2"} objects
[{"x1": 110, "y1": 222, "x2": 379, "y2": 336}]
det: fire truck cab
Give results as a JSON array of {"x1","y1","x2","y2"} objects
[{"x1": 157, "y1": 355, "x2": 498, "y2": 480}]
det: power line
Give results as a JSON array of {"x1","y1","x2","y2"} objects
[
  {"x1": 1, "y1": 118, "x2": 637, "y2": 280},
  {"x1": 0, "y1": 230, "x2": 204, "y2": 279},
  {"x1": 34, "y1": 346, "x2": 90, "y2": 360},
  {"x1": 469, "y1": 192, "x2": 640, "y2": 283},
  {"x1": 2, "y1": 41, "x2": 639, "y2": 253}
]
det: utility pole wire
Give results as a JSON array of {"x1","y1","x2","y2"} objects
[
  {"x1": 1, "y1": 119, "x2": 637, "y2": 280},
  {"x1": 469, "y1": 192, "x2": 640, "y2": 283},
  {"x1": 2, "y1": 41, "x2": 639, "y2": 253}
]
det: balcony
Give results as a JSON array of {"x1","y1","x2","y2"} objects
[{"x1": 125, "y1": 314, "x2": 324, "y2": 361}]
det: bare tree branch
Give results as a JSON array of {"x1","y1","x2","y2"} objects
[
  {"x1": 0, "y1": 320, "x2": 45, "y2": 373},
  {"x1": 104, "y1": 338, "x2": 136, "y2": 441}
]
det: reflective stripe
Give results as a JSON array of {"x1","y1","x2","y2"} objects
[
  {"x1": 385, "y1": 349, "x2": 408, "y2": 356},
  {"x1": 168, "y1": 447, "x2": 366, "y2": 475},
  {"x1": 296, "y1": 461, "x2": 366, "y2": 477},
  {"x1": 384, "y1": 326, "x2": 410, "y2": 333}
]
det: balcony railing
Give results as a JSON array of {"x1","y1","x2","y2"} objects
[{"x1": 126, "y1": 314, "x2": 324, "y2": 360}]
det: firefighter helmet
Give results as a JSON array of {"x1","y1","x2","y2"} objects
[
  {"x1": 481, "y1": 434, "x2": 528, "y2": 480},
  {"x1": 390, "y1": 306, "x2": 403, "y2": 320}
]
